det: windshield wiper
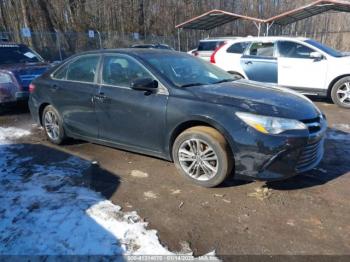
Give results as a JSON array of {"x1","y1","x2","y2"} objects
[
  {"x1": 213, "y1": 79, "x2": 235, "y2": 84},
  {"x1": 180, "y1": 83, "x2": 206, "y2": 88}
]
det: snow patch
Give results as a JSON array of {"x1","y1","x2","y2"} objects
[
  {"x1": 0, "y1": 129, "x2": 217, "y2": 258},
  {"x1": 327, "y1": 131, "x2": 350, "y2": 141},
  {"x1": 332, "y1": 124, "x2": 350, "y2": 131},
  {"x1": 326, "y1": 124, "x2": 350, "y2": 141},
  {"x1": 0, "y1": 127, "x2": 30, "y2": 143},
  {"x1": 130, "y1": 170, "x2": 148, "y2": 178}
]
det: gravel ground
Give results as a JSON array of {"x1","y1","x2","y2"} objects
[{"x1": 0, "y1": 99, "x2": 349, "y2": 258}]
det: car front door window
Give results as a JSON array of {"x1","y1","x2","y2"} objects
[
  {"x1": 102, "y1": 55, "x2": 153, "y2": 88},
  {"x1": 278, "y1": 41, "x2": 315, "y2": 59}
]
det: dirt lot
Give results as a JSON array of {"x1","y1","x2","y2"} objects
[{"x1": 1, "y1": 99, "x2": 349, "y2": 257}]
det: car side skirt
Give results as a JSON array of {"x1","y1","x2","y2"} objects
[{"x1": 282, "y1": 86, "x2": 328, "y2": 97}]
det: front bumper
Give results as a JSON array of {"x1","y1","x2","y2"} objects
[{"x1": 231, "y1": 116, "x2": 327, "y2": 181}]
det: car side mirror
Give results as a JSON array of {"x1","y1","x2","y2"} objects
[
  {"x1": 131, "y1": 77, "x2": 158, "y2": 91},
  {"x1": 310, "y1": 52, "x2": 323, "y2": 61}
]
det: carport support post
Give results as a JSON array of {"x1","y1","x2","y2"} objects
[
  {"x1": 266, "y1": 21, "x2": 275, "y2": 36},
  {"x1": 177, "y1": 28, "x2": 181, "y2": 51},
  {"x1": 54, "y1": 29, "x2": 62, "y2": 61},
  {"x1": 253, "y1": 22, "x2": 262, "y2": 36},
  {"x1": 97, "y1": 30, "x2": 103, "y2": 49}
]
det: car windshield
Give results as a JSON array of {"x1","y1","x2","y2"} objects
[
  {"x1": 304, "y1": 39, "x2": 346, "y2": 57},
  {"x1": 141, "y1": 53, "x2": 238, "y2": 88},
  {"x1": 0, "y1": 45, "x2": 44, "y2": 65}
]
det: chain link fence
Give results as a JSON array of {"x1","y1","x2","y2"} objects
[
  {"x1": 0, "y1": 30, "x2": 179, "y2": 61},
  {"x1": 1, "y1": 28, "x2": 348, "y2": 62}
]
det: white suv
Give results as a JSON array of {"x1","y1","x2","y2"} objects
[{"x1": 211, "y1": 37, "x2": 350, "y2": 108}]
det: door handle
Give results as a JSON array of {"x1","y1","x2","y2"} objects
[
  {"x1": 93, "y1": 94, "x2": 109, "y2": 103},
  {"x1": 50, "y1": 84, "x2": 59, "y2": 91},
  {"x1": 245, "y1": 61, "x2": 253, "y2": 65}
]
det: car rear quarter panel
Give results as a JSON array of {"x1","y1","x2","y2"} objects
[{"x1": 28, "y1": 77, "x2": 54, "y2": 124}]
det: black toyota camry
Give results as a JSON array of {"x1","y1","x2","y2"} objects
[{"x1": 29, "y1": 49, "x2": 327, "y2": 187}]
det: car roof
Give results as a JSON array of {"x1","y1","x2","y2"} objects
[
  {"x1": 234, "y1": 36, "x2": 309, "y2": 42},
  {"x1": 200, "y1": 37, "x2": 241, "y2": 42},
  {"x1": 198, "y1": 36, "x2": 309, "y2": 45},
  {"x1": 69, "y1": 48, "x2": 181, "y2": 57}
]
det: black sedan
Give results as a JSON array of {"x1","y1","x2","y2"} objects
[{"x1": 28, "y1": 49, "x2": 327, "y2": 187}]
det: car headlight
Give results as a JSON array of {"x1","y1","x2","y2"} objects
[
  {"x1": 0, "y1": 72, "x2": 13, "y2": 84},
  {"x1": 236, "y1": 112, "x2": 307, "y2": 135}
]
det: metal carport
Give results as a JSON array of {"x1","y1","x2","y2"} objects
[
  {"x1": 175, "y1": 9, "x2": 265, "y2": 38},
  {"x1": 266, "y1": 0, "x2": 350, "y2": 26},
  {"x1": 176, "y1": 0, "x2": 350, "y2": 38},
  {"x1": 265, "y1": 0, "x2": 350, "y2": 35}
]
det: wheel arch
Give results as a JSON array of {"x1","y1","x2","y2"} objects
[
  {"x1": 327, "y1": 74, "x2": 350, "y2": 97},
  {"x1": 38, "y1": 102, "x2": 50, "y2": 126},
  {"x1": 168, "y1": 117, "x2": 236, "y2": 161}
]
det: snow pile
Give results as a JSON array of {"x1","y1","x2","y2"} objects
[
  {"x1": 0, "y1": 127, "x2": 217, "y2": 258},
  {"x1": 0, "y1": 127, "x2": 30, "y2": 143},
  {"x1": 327, "y1": 124, "x2": 350, "y2": 141}
]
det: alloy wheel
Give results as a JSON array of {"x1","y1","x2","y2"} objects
[
  {"x1": 336, "y1": 82, "x2": 350, "y2": 106},
  {"x1": 44, "y1": 110, "x2": 60, "y2": 141},
  {"x1": 178, "y1": 138, "x2": 219, "y2": 181}
]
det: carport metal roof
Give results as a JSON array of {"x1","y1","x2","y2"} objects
[
  {"x1": 176, "y1": 0, "x2": 350, "y2": 30},
  {"x1": 175, "y1": 9, "x2": 264, "y2": 30},
  {"x1": 266, "y1": 0, "x2": 350, "y2": 26}
]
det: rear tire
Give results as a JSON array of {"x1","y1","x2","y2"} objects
[
  {"x1": 42, "y1": 105, "x2": 66, "y2": 145},
  {"x1": 330, "y1": 77, "x2": 350, "y2": 108},
  {"x1": 172, "y1": 126, "x2": 233, "y2": 188}
]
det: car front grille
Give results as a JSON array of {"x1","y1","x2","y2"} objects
[
  {"x1": 296, "y1": 116, "x2": 325, "y2": 172},
  {"x1": 296, "y1": 138, "x2": 324, "y2": 172}
]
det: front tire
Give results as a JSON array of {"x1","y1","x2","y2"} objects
[
  {"x1": 42, "y1": 105, "x2": 66, "y2": 144},
  {"x1": 172, "y1": 126, "x2": 233, "y2": 188},
  {"x1": 331, "y1": 77, "x2": 350, "y2": 108}
]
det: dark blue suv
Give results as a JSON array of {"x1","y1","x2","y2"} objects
[{"x1": 0, "y1": 42, "x2": 49, "y2": 105}]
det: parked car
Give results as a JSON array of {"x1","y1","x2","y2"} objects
[
  {"x1": 131, "y1": 43, "x2": 174, "y2": 50},
  {"x1": 211, "y1": 36, "x2": 350, "y2": 108},
  {"x1": 0, "y1": 42, "x2": 49, "y2": 105},
  {"x1": 191, "y1": 37, "x2": 240, "y2": 61},
  {"x1": 29, "y1": 49, "x2": 326, "y2": 187}
]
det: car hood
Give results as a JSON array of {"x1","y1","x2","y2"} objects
[{"x1": 188, "y1": 79, "x2": 321, "y2": 120}]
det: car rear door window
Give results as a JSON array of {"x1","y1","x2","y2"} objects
[
  {"x1": 227, "y1": 42, "x2": 250, "y2": 54},
  {"x1": 197, "y1": 41, "x2": 225, "y2": 51},
  {"x1": 102, "y1": 55, "x2": 153, "y2": 87},
  {"x1": 278, "y1": 41, "x2": 315, "y2": 59},
  {"x1": 66, "y1": 55, "x2": 99, "y2": 83},
  {"x1": 52, "y1": 65, "x2": 68, "y2": 80},
  {"x1": 248, "y1": 42, "x2": 275, "y2": 57}
]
